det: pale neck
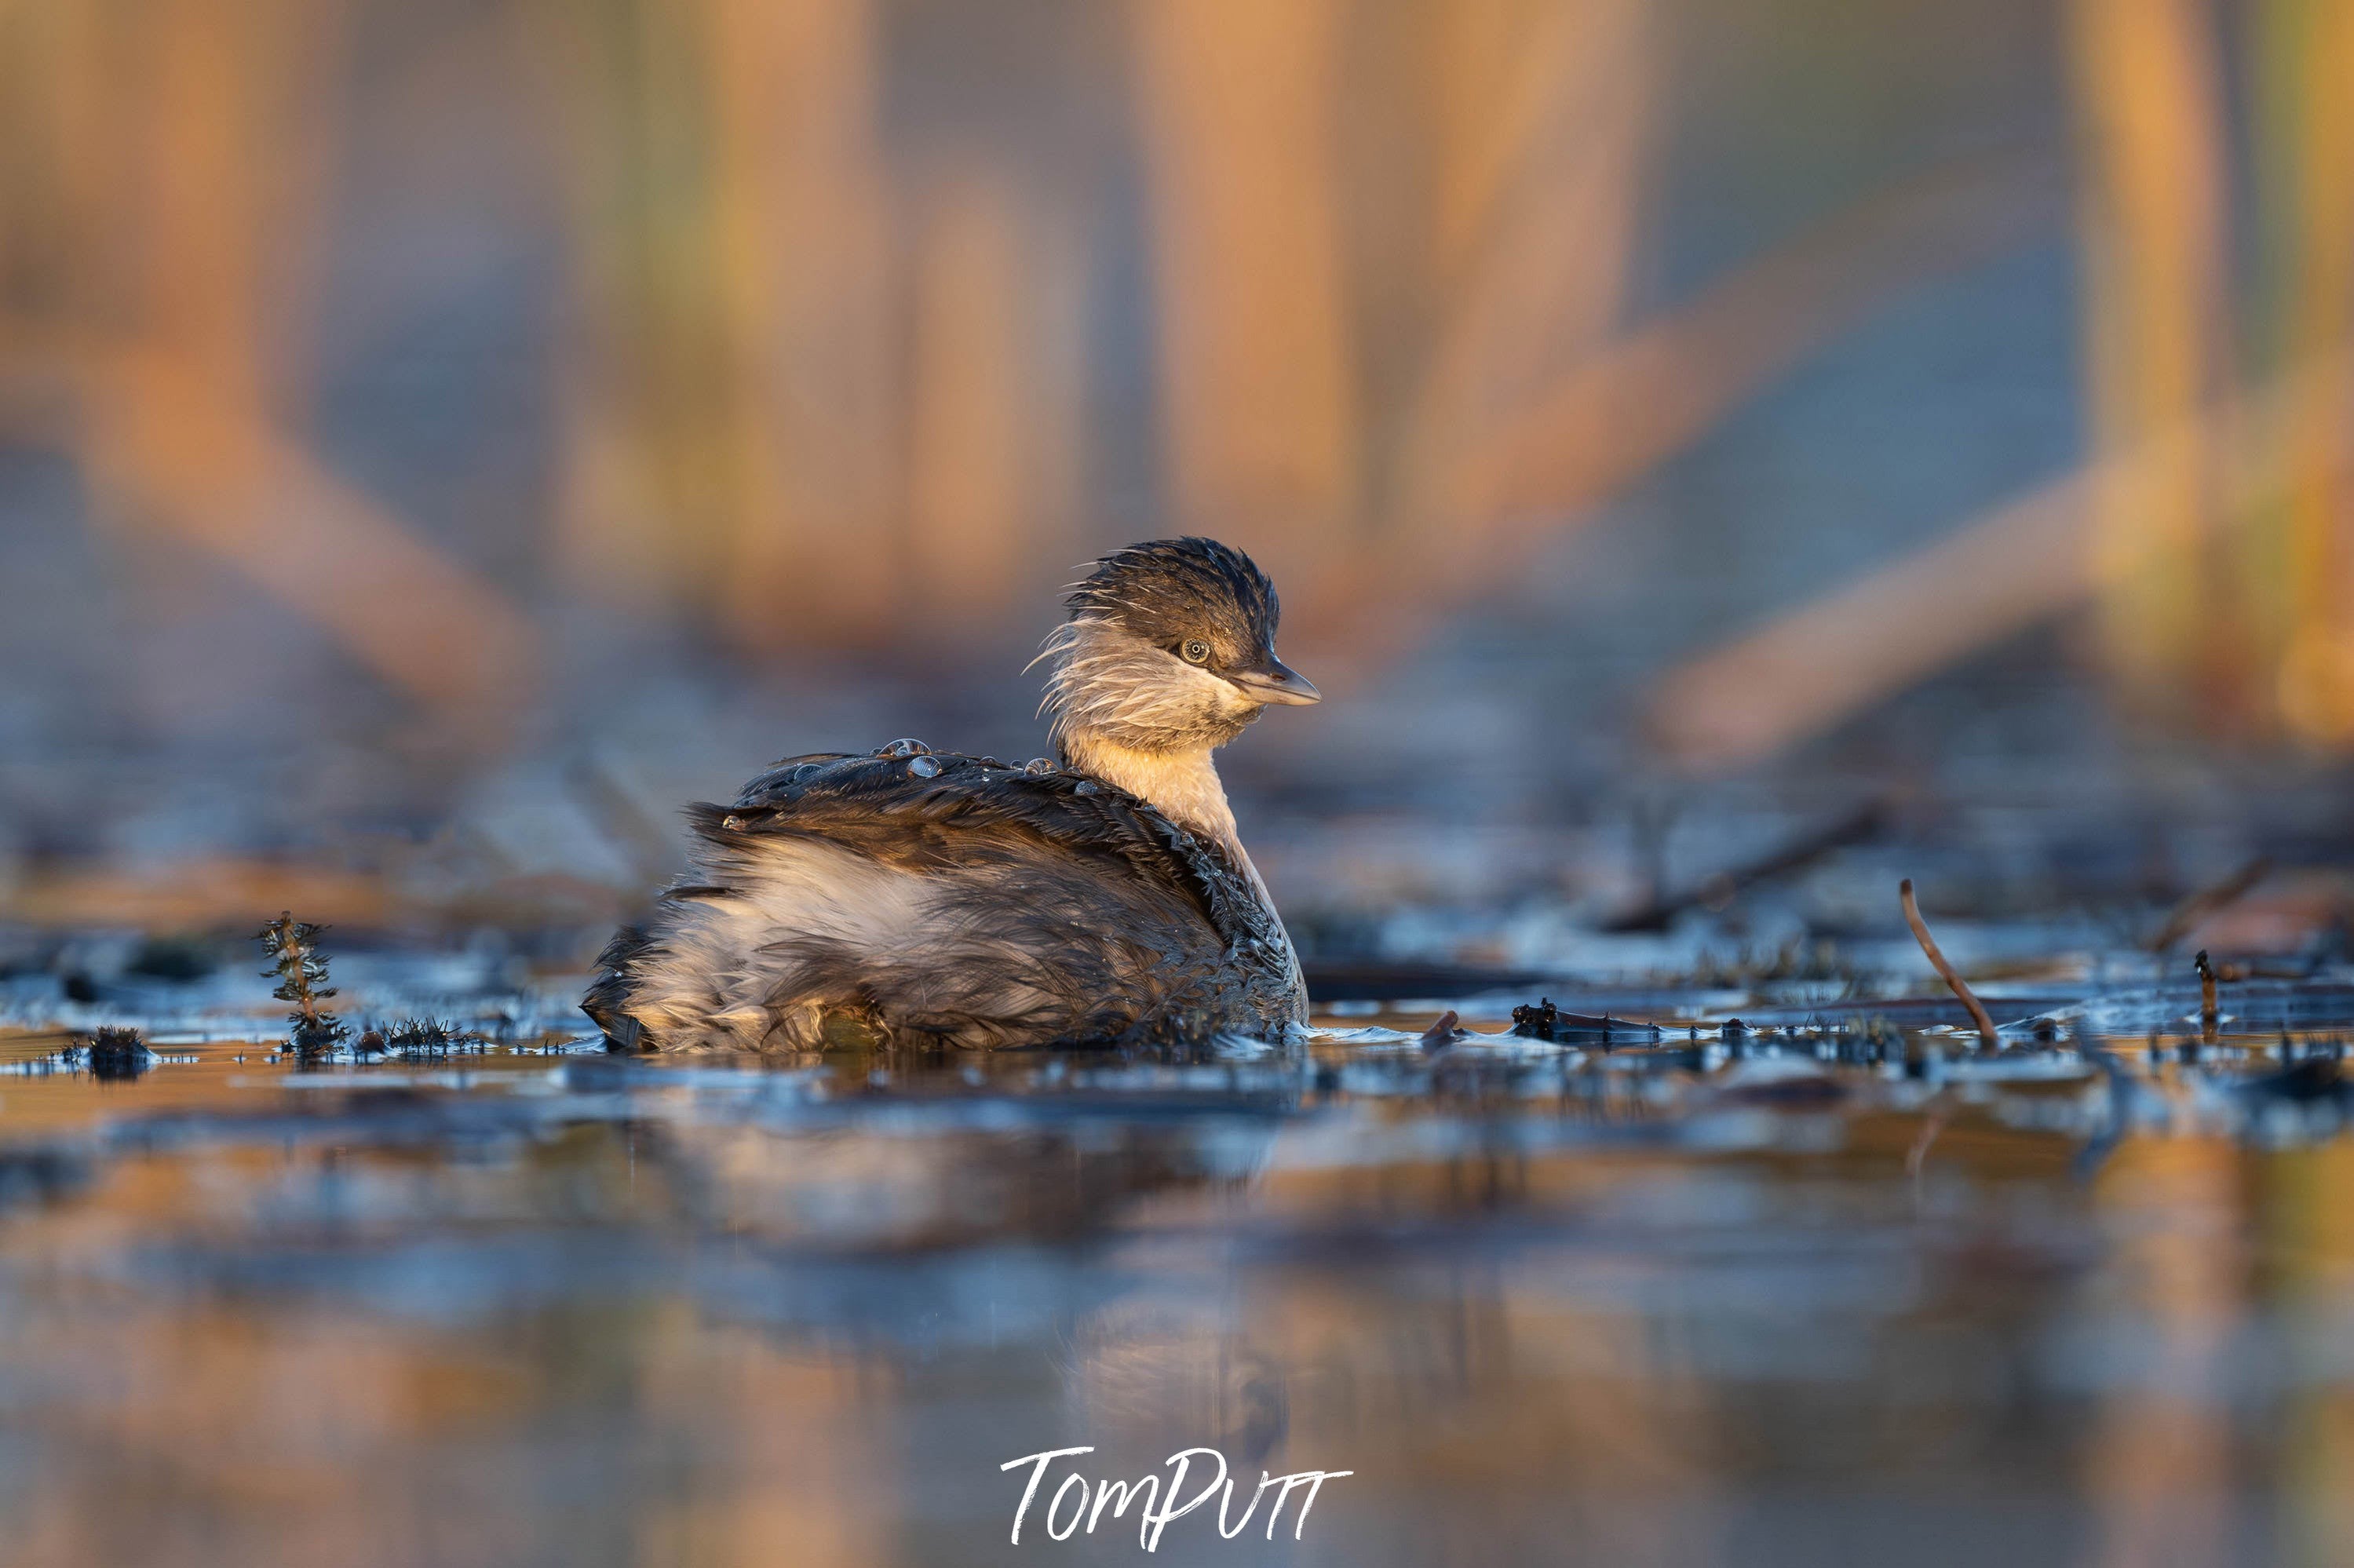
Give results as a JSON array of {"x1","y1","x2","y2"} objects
[
  {"x1": 1058, "y1": 729, "x2": 1239, "y2": 851},
  {"x1": 1058, "y1": 723, "x2": 1307, "y2": 1026}
]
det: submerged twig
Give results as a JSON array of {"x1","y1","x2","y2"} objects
[{"x1": 1899, "y1": 879, "x2": 1999, "y2": 1053}]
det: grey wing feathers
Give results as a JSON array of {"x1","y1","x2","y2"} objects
[
  {"x1": 589, "y1": 749, "x2": 1286, "y2": 1052},
  {"x1": 713, "y1": 752, "x2": 1256, "y2": 943}
]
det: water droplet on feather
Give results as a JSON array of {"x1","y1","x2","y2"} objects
[
  {"x1": 877, "y1": 738, "x2": 930, "y2": 757},
  {"x1": 907, "y1": 755, "x2": 942, "y2": 779}
]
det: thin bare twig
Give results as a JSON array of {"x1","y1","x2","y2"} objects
[
  {"x1": 1899, "y1": 878, "x2": 1999, "y2": 1053},
  {"x1": 2195, "y1": 949, "x2": 2219, "y2": 1045}
]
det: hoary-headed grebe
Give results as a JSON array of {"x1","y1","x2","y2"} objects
[{"x1": 585, "y1": 538, "x2": 1320, "y2": 1051}]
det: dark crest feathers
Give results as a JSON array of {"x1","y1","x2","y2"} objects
[{"x1": 1064, "y1": 538, "x2": 1279, "y2": 651}]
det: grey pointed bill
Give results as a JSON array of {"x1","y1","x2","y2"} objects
[{"x1": 1227, "y1": 655, "x2": 1321, "y2": 706}]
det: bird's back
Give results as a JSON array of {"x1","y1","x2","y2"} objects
[{"x1": 585, "y1": 745, "x2": 1302, "y2": 1052}]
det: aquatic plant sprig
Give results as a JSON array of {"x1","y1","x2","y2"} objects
[
  {"x1": 75, "y1": 1026, "x2": 151, "y2": 1081},
  {"x1": 256, "y1": 912, "x2": 348, "y2": 1054},
  {"x1": 381, "y1": 1019, "x2": 489, "y2": 1058}
]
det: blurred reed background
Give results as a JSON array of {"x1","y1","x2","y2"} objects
[{"x1": 0, "y1": 0, "x2": 2348, "y2": 940}]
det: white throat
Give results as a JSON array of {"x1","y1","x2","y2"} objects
[
  {"x1": 1056, "y1": 721, "x2": 1306, "y2": 1028},
  {"x1": 1057, "y1": 729, "x2": 1239, "y2": 851}
]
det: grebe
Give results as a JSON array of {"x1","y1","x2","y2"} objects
[{"x1": 584, "y1": 538, "x2": 1321, "y2": 1052}]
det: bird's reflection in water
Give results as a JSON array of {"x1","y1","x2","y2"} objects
[{"x1": 0, "y1": 1028, "x2": 2343, "y2": 1566}]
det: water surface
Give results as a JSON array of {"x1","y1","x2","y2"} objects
[{"x1": 2, "y1": 979, "x2": 2351, "y2": 1566}]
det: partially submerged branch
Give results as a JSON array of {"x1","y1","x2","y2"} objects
[{"x1": 1899, "y1": 879, "x2": 1999, "y2": 1053}]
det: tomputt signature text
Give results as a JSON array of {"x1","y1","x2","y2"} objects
[{"x1": 1000, "y1": 1446, "x2": 1352, "y2": 1552}]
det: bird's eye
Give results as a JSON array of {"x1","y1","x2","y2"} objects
[{"x1": 1181, "y1": 640, "x2": 1211, "y2": 665}]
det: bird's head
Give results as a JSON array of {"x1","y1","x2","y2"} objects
[{"x1": 1038, "y1": 538, "x2": 1319, "y2": 755}]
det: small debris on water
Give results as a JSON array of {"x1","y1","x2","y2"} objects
[
  {"x1": 1500, "y1": 997, "x2": 1657, "y2": 1047},
  {"x1": 1510, "y1": 998, "x2": 1563, "y2": 1040},
  {"x1": 384, "y1": 1019, "x2": 489, "y2": 1057},
  {"x1": 77, "y1": 1026, "x2": 150, "y2": 1081}
]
